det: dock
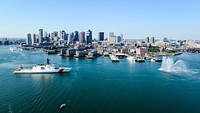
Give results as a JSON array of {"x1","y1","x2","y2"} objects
[{"x1": 109, "y1": 54, "x2": 120, "y2": 62}]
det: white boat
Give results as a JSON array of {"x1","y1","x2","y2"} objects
[
  {"x1": 135, "y1": 57, "x2": 145, "y2": 62},
  {"x1": 151, "y1": 57, "x2": 162, "y2": 62},
  {"x1": 9, "y1": 47, "x2": 17, "y2": 51},
  {"x1": 14, "y1": 64, "x2": 71, "y2": 74},
  {"x1": 127, "y1": 56, "x2": 136, "y2": 62},
  {"x1": 14, "y1": 59, "x2": 71, "y2": 74},
  {"x1": 60, "y1": 104, "x2": 67, "y2": 109}
]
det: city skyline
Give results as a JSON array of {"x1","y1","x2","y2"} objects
[{"x1": 0, "y1": 0, "x2": 200, "y2": 40}]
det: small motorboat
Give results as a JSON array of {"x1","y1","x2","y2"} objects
[
  {"x1": 60, "y1": 104, "x2": 67, "y2": 109},
  {"x1": 151, "y1": 57, "x2": 162, "y2": 62}
]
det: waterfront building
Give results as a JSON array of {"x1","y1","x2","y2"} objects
[
  {"x1": 151, "y1": 37, "x2": 155, "y2": 44},
  {"x1": 86, "y1": 30, "x2": 92, "y2": 44},
  {"x1": 98, "y1": 32, "x2": 104, "y2": 41},
  {"x1": 26, "y1": 33, "x2": 32, "y2": 45},
  {"x1": 79, "y1": 32, "x2": 85, "y2": 44},
  {"x1": 66, "y1": 48, "x2": 76, "y2": 57},
  {"x1": 136, "y1": 47, "x2": 148, "y2": 56},
  {"x1": 108, "y1": 36, "x2": 117, "y2": 44},
  {"x1": 32, "y1": 34, "x2": 37, "y2": 44},
  {"x1": 145, "y1": 37, "x2": 150, "y2": 43},
  {"x1": 39, "y1": 29, "x2": 43, "y2": 43}
]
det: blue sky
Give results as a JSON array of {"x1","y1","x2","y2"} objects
[{"x1": 0, "y1": 0, "x2": 200, "y2": 39}]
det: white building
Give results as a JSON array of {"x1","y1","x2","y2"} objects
[{"x1": 108, "y1": 36, "x2": 117, "y2": 44}]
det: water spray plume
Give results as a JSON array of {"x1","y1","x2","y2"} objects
[{"x1": 159, "y1": 56, "x2": 188, "y2": 73}]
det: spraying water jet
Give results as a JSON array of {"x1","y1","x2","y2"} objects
[{"x1": 159, "y1": 56, "x2": 188, "y2": 73}]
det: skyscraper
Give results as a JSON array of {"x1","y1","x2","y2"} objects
[
  {"x1": 145, "y1": 37, "x2": 150, "y2": 43},
  {"x1": 73, "y1": 31, "x2": 79, "y2": 43},
  {"x1": 79, "y1": 32, "x2": 85, "y2": 44},
  {"x1": 98, "y1": 32, "x2": 104, "y2": 41},
  {"x1": 32, "y1": 34, "x2": 37, "y2": 44},
  {"x1": 66, "y1": 33, "x2": 69, "y2": 41},
  {"x1": 86, "y1": 30, "x2": 92, "y2": 44},
  {"x1": 117, "y1": 36, "x2": 122, "y2": 43},
  {"x1": 26, "y1": 33, "x2": 32, "y2": 45},
  {"x1": 52, "y1": 31, "x2": 58, "y2": 37},
  {"x1": 109, "y1": 32, "x2": 114, "y2": 37},
  {"x1": 151, "y1": 37, "x2": 155, "y2": 44},
  {"x1": 39, "y1": 29, "x2": 43, "y2": 43},
  {"x1": 60, "y1": 30, "x2": 67, "y2": 40},
  {"x1": 68, "y1": 32, "x2": 74, "y2": 44}
]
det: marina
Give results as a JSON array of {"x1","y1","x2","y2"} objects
[{"x1": 0, "y1": 46, "x2": 200, "y2": 113}]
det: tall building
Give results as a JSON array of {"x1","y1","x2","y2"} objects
[
  {"x1": 68, "y1": 32, "x2": 74, "y2": 44},
  {"x1": 66, "y1": 33, "x2": 69, "y2": 41},
  {"x1": 151, "y1": 37, "x2": 155, "y2": 44},
  {"x1": 44, "y1": 31, "x2": 48, "y2": 38},
  {"x1": 117, "y1": 36, "x2": 122, "y2": 43},
  {"x1": 52, "y1": 31, "x2": 58, "y2": 37},
  {"x1": 98, "y1": 32, "x2": 104, "y2": 41},
  {"x1": 79, "y1": 32, "x2": 85, "y2": 44},
  {"x1": 50, "y1": 31, "x2": 59, "y2": 41},
  {"x1": 109, "y1": 32, "x2": 114, "y2": 37},
  {"x1": 145, "y1": 37, "x2": 150, "y2": 43},
  {"x1": 60, "y1": 30, "x2": 67, "y2": 40},
  {"x1": 86, "y1": 30, "x2": 92, "y2": 44},
  {"x1": 39, "y1": 29, "x2": 43, "y2": 43},
  {"x1": 43, "y1": 31, "x2": 50, "y2": 42},
  {"x1": 26, "y1": 33, "x2": 32, "y2": 45},
  {"x1": 120, "y1": 34, "x2": 123, "y2": 39},
  {"x1": 73, "y1": 31, "x2": 79, "y2": 43},
  {"x1": 32, "y1": 34, "x2": 37, "y2": 44}
]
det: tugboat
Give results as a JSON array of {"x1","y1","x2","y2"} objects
[{"x1": 14, "y1": 58, "x2": 71, "y2": 74}]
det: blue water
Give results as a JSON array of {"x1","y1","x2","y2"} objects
[{"x1": 0, "y1": 46, "x2": 200, "y2": 113}]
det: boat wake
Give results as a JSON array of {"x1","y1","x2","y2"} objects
[{"x1": 8, "y1": 104, "x2": 13, "y2": 113}]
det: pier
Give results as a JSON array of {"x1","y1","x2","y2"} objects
[
  {"x1": 187, "y1": 48, "x2": 200, "y2": 53},
  {"x1": 109, "y1": 54, "x2": 120, "y2": 62}
]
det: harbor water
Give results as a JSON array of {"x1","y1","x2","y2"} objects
[{"x1": 0, "y1": 46, "x2": 200, "y2": 113}]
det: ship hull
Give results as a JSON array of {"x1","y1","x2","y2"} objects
[{"x1": 14, "y1": 65, "x2": 71, "y2": 74}]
